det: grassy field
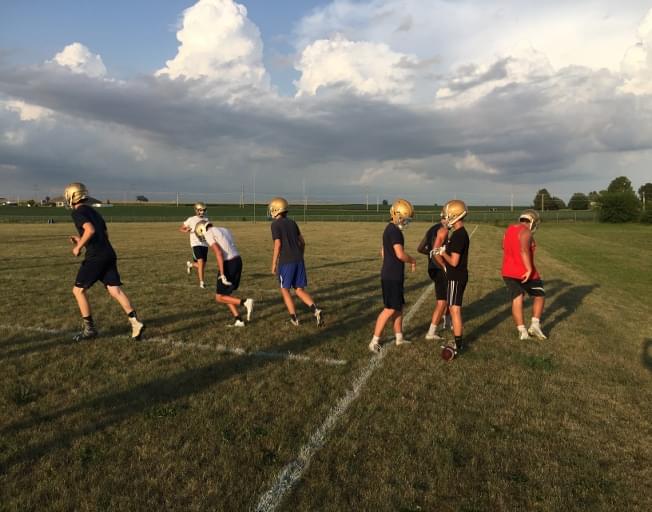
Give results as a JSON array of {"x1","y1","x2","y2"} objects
[{"x1": 0, "y1": 220, "x2": 650, "y2": 511}]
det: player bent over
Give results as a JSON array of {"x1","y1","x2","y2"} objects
[
  {"x1": 369, "y1": 199, "x2": 417, "y2": 353},
  {"x1": 501, "y1": 209, "x2": 547, "y2": 340},
  {"x1": 65, "y1": 182, "x2": 144, "y2": 341},
  {"x1": 436, "y1": 200, "x2": 470, "y2": 357},
  {"x1": 179, "y1": 202, "x2": 209, "y2": 289},
  {"x1": 195, "y1": 221, "x2": 254, "y2": 327},
  {"x1": 268, "y1": 197, "x2": 323, "y2": 327},
  {"x1": 417, "y1": 209, "x2": 450, "y2": 340}
]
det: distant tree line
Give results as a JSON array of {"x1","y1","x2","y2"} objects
[{"x1": 533, "y1": 176, "x2": 652, "y2": 223}]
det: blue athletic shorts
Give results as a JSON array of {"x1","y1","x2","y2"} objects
[{"x1": 278, "y1": 261, "x2": 308, "y2": 289}]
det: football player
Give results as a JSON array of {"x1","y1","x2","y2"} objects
[
  {"x1": 435, "y1": 200, "x2": 470, "y2": 357},
  {"x1": 268, "y1": 197, "x2": 323, "y2": 327},
  {"x1": 417, "y1": 208, "x2": 450, "y2": 340},
  {"x1": 64, "y1": 182, "x2": 144, "y2": 341},
  {"x1": 195, "y1": 221, "x2": 254, "y2": 327},
  {"x1": 179, "y1": 202, "x2": 209, "y2": 289},
  {"x1": 369, "y1": 199, "x2": 417, "y2": 353},
  {"x1": 501, "y1": 209, "x2": 547, "y2": 340}
]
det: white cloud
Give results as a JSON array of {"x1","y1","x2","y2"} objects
[
  {"x1": 295, "y1": 34, "x2": 418, "y2": 101},
  {"x1": 3, "y1": 100, "x2": 53, "y2": 122},
  {"x1": 156, "y1": 0, "x2": 269, "y2": 98},
  {"x1": 620, "y1": 8, "x2": 652, "y2": 95},
  {"x1": 3, "y1": 130, "x2": 26, "y2": 145},
  {"x1": 357, "y1": 159, "x2": 428, "y2": 185},
  {"x1": 454, "y1": 152, "x2": 499, "y2": 175},
  {"x1": 49, "y1": 42, "x2": 107, "y2": 77}
]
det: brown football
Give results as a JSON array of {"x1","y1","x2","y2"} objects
[{"x1": 441, "y1": 346, "x2": 456, "y2": 361}]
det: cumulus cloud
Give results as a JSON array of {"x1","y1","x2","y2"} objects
[
  {"x1": 3, "y1": 100, "x2": 53, "y2": 122},
  {"x1": 295, "y1": 34, "x2": 418, "y2": 102},
  {"x1": 620, "y1": 8, "x2": 652, "y2": 95},
  {"x1": 49, "y1": 42, "x2": 107, "y2": 77},
  {"x1": 156, "y1": 0, "x2": 269, "y2": 99},
  {"x1": 455, "y1": 152, "x2": 499, "y2": 175}
]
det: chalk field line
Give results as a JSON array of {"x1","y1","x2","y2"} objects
[
  {"x1": 254, "y1": 224, "x2": 479, "y2": 511},
  {"x1": 0, "y1": 324, "x2": 347, "y2": 367}
]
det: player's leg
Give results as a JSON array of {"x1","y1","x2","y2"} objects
[
  {"x1": 426, "y1": 300, "x2": 447, "y2": 340},
  {"x1": 369, "y1": 307, "x2": 395, "y2": 352},
  {"x1": 292, "y1": 262, "x2": 323, "y2": 326},
  {"x1": 72, "y1": 261, "x2": 98, "y2": 340},
  {"x1": 393, "y1": 309, "x2": 411, "y2": 345},
  {"x1": 504, "y1": 278, "x2": 529, "y2": 339},
  {"x1": 527, "y1": 281, "x2": 547, "y2": 339},
  {"x1": 447, "y1": 279, "x2": 467, "y2": 351},
  {"x1": 103, "y1": 260, "x2": 144, "y2": 339}
]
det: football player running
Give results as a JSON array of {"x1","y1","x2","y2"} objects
[
  {"x1": 369, "y1": 199, "x2": 417, "y2": 353},
  {"x1": 268, "y1": 197, "x2": 323, "y2": 327},
  {"x1": 417, "y1": 208, "x2": 450, "y2": 341},
  {"x1": 64, "y1": 182, "x2": 144, "y2": 341},
  {"x1": 435, "y1": 200, "x2": 470, "y2": 358},
  {"x1": 501, "y1": 209, "x2": 547, "y2": 340},
  {"x1": 195, "y1": 221, "x2": 254, "y2": 327},
  {"x1": 179, "y1": 202, "x2": 209, "y2": 289}
]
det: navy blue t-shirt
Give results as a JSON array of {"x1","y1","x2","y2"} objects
[
  {"x1": 271, "y1": 216, "x2": 304, "y2": 265},
  {"x1": 445, "y1": 226, "x2": 469, "y2": 281},
  {"x1": 71, "y1": 204, "x2": 116, "y2": 260},
  {"x1": 381, "y1": 223, "x2": 404, "y2": 281},
  {"x1": 422, "y1": 223, "x2": 445, "y2": 272}
]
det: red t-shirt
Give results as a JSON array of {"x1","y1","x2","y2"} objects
[{"x1": 501, "y1": 224, "x2": 539, "y2": 280}]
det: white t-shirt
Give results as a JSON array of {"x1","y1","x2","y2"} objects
[
  {"x1": 205, "y1": 226, "x2": 240, "y2": 261},
  {"x1": 183, "y1": 215, "x2": 209, "y2": 247}
]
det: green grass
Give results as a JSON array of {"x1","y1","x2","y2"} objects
[{"x1": 0, "y1": 221, "x2": 650, "y2": 511}]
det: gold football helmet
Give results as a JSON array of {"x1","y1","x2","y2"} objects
[
  {"x1": 443, "y1": 199, "x2": 467, "y2": 225},
  {"x1": 519, "y1": 209, "x2": 541, "y2": 232},
  {"x1": 194, "y1": 220, "x2": 209, "y2": 238},
  {"x1": 194, "y1": 202, "x2": 207, "y2": 216},
  {"x1": 390, "y1": 198, "x2": 414, "y2": 230},
  {"x1": 64, "y1": 182, "x2": 89, "y2": 207},
  {"x1": 268, "y1": 197, "x2": 289, "y2": 219}
]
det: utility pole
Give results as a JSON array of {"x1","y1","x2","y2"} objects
[
  {"x1": 376, "y1": 195, "x2": 379, "y2": 212},
  {"x1": 510, "y1": 192, "x2": 514, "y2": 212},
  {"x1": 366, "y1": 194, "x2": 369, "y2": 211},
  {"x1": 176, "y1": 192, "x2": 179, "y2": 207},
  {"x1": 253, "y1": 174, "x2": 256, "y2": 224},
  {"x1": 240, "y1": 184, "x2": 244, "y2": 208}
]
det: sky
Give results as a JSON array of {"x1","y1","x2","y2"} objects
[{"x1": 1, "y1": 0, "x2": 651, "y2": 205}]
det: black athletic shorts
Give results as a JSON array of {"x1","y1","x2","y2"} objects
[
  {"x1": 503, "y1": 278, "x2": 545, "y2": 300},
  {"x1": 75, "y1": 257, "x2": 122, "y2": 289},
  {"x1": 192, "y1": 246, "x2": 208, "y2": 262},
  {"x1": 446, "y1": 279, "x2": 467, "y2": 307},
  {"x1": 381, "y1": 279, "x2": 405, "y2": 311},
  {"x1": 428, "y1": 268, "x2": 448, "y2": 301},
  {"x1": 216, "y1": 256, "x2": 242, "y2": 295}
]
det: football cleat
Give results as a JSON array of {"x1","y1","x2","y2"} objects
[
  {"x1": 290, "y1": 317, "x2": 300, "y2": 327},
  {"x1": 528, "y1": 324, "x2": 547, "y2": 340},
  {"x1": 425, "y1": 332, "x2": 443, "y2": 341},
  {"x1": 64, "y1": 182, "x2": 89, "y2": 207},
  {"x1": 186, "y1": 261, "x2": 192, "y2": 275},
  {"x1": 395, "y1": 337, "x2": 412, "y2": 346},
  {"x1": 314, "y1": 308, "x2": 323, "y2": 327},
  {"x1": 243, "y1": 298, "x2": 254, "y2": 322},
  {"x1": 368, "y1": 340, "x2": 382, "y2": 353},
  {"x1": 268, "y1": 197, "x2": 289, "y2": 219},
  {"x1": 199, "y1": 281, "x2": 206, "y2": 289},
  {"x1": 232, "y1": 319, "x2": 245, "y2": 327},
  {"x1": 73, "y1": 325, "x2": 98, "y2": 342},
  {"x1": 130, "y1": 318, "x2": 145, "y2": 340}
]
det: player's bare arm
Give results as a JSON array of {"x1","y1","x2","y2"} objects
[
  {"x1": 209, "y1": 242, "x2": 226, "y2": 276},
  {"x1": 179, "y1": 224, "x2": 191, "y2": 233},
  {"x1": 440, "y1": 250, "x2": 460, "y2": 268},
  {"x1": 519, "y1": 228, "x2": 534, "y2": 282},
  {"x1": 72, "y1": 221, "x2": 95, "y2": 257},
  {"x1": 271, "y1": 239, "x2": 281, "y2": 274},
  {"x1": 393, "y1": 243, "x2": 416, "y2": 272},
  {"x1": 433, "y1": 226, "x2": 448, "y2": 271}
]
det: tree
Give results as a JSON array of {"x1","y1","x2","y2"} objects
[
  {"x1": 598, "y1": 192, "x2": 641, "y2": 223},
  {"x1": 638, "y1": 183, "x2": 652, "y2": 207},
  {"x1": 136, "y1": 195, "x2": 149, "y2": 202},
  {"x1": 382, "y1": 199, "x2": 388, "y2": 206},
  {"x1": 568, "y1": 192, "x2": 589, "y2": 210},
  {"x1": 551, "y1": 197, "x2": 566, "y2": 210},
  {"x1": 607, "y1": 176, "x2": 635, "y2": 194},
  {"x1": 532, "y1": 189, "x2": 557, "y2": 210}
]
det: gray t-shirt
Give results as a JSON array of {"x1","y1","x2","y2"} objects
[{"x1": 271, "y1": 217, "x2": 303, "y2": 265}]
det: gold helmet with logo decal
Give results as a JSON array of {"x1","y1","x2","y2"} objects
[
  {"x1": 390, "y1": 198, "x2": 414, "y2": 230},
  {"x1": 194, "y1": 202, "x2": 207, "y2": 216},
  {"x1": 64, "y1": 182, "x2": 89, "y2": 207},
  {"x1": 519, "y1": 209, "x2": 541, "y2": 232},
  {"x1": 268, "y1": 197, "x2": 289, "y2": 219},
  {"x1": 442, "y1": 199, "x2": 467, "y2": 225},
  {"x1": 194, "y1": 220, "x2": 210, "y2": 238}
]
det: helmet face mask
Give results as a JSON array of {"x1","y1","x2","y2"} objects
[
  {"x1": 443, "y1": 200, "x2": 467, "y2": 225},
  {"x1": 194, "y1": 202, "x2": 207, "y2": 217},
  {"x1": 519, "y1": 209, "x2": 541, "y2": 232},
  {"x1": 268, "y1": 197, "x2": 289, "y2": 219},
  {"x1": 390, "y1": 199, "x2": 414, "y2": 230},
  {"x1": 64, "y1": 182, "x2": 89, "y2": 208}
]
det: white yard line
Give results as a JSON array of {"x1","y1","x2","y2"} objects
[
  {"x1": 0, "y1": 325, "x2": 348, "y2": 367},
  {"x1": 254, "y1": 224, "x2": 479, "y2": 512}
]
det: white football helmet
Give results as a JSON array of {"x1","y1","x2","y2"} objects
[
  {"x1": 64, "y1": 182, "x2": 89, "y2": 207},
  {"x1": 268, "y1": 197, "x2": 289, "y2": 219},
  {"x1": 390, "y1": 199, "x2": 414, "y2": 230},
  {"x1": 442, "y1": 200, "x2": 467, "y2": 225},
  {"x1": 519, "y1": 209, "x2": 541, "y2": 232}
]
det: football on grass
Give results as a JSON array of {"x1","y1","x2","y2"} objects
[{"x1": 441, "y1": 346, "x2": 456, "y2": 361}]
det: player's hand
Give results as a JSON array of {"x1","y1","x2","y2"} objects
[
  {"x1": 410, "y1": 261, "x2": 416, "y2": 272},
  {"x1": 218, "y1": 274, "x2": 232, "y2": 286},
  {"x1": 271, "y1": 265, "x2": 277, "y2": 275},
  {"x1": 520, "y1": 270, "x2": 532, "y2": 283},
  {"x1": 69, "y1": 235, "x2": 79, "y2": 245},
  {"x1": 72, "y1": 245, "x2": 81, "y2": 257}
]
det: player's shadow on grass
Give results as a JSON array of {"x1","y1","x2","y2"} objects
[
  {"x1": 642, "y1": 339, "x2": 652, "y2": 372},
  {"x1": 0, "y1": 275, "x2": 432, "y2": 473},
  {"x1": 544, "y1": 283, "x2": 598, "y2": 335}
]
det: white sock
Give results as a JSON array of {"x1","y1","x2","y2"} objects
[
  {"x1": 427, "y1": 323, "x2": 437, "y2": 335},
  {"x1": 371, "y1": 335, "x2": 380, "y2": 344},
  {"x1": 517, "y1": 325, "x2": 527, "y2": 334},
  {"x1": 395, "y1": 332, "x2": 404, "y2": 342},
  {"x1": 531, "y1": 317, "x2": 540, "y2": 326}
]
